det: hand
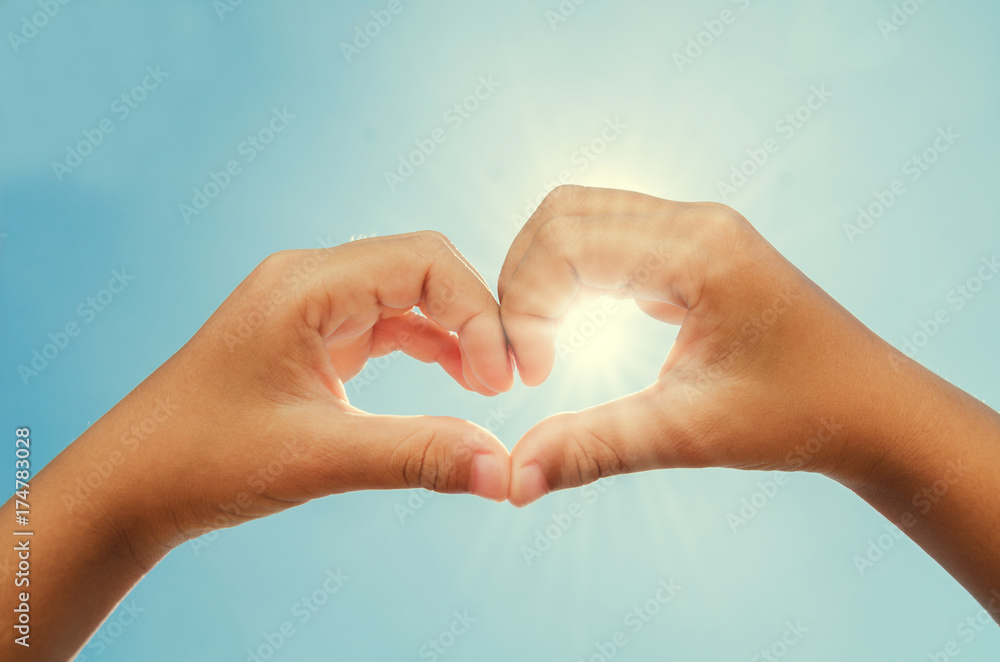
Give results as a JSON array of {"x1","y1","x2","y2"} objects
[
  {"x1": 9, "y1": 230, "x2": 523, "y2": 660},
  {"x1": 80, "y1": 232, "x2": 515, "y2": 562},
  {"x1": 498, "y1": 185, "x2": 907, "y2": 506},
  {"x1": 498, "y1": 185, "x2": 1000, "y2": 622}
]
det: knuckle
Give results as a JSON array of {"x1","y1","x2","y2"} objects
[
  {"x1": 413, "y1": 229, "x2": 453, "y2": 252},
  {"x1": 533, "y1": 216, "x2": 572, "y2": 255},
  {"x1": 584, "y1": 433, "x2": 627, "y2": 480},
  {"x1": 254, "y1": 250, "x2": 295, "y2": 279},
  {"x1": 400, "y1": 430, "x2": 438, "y2": 491},
  {"x1": 700, "y1": 200, "x2": 742, "y2": 220},
  {"x1": 408, "y1": 230, "x2": 458, "y2": 265},
  {"x1": 395, "y1": 423, "x2": 466, "y2": 493},
  {"x1": 681, "y1": 203, "x2": 750, "y2": 268},
  {"x1": 555, "y1": 418, "x2": 626, "y2": 487},
  {"x1": 417, "y1": 229, "x2": 449, "y2": 243},
  {"x1": 699, "y1": 202, "x2": 749, "y2": 239},
  {"x1": 540, "y1": 184, "x2": 588, "y2": 214}
]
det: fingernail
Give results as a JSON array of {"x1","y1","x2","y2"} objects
[
  {"x1": 471, "y1": 454, "x2": 503, "y2": 501},
  {"x1": 515, "y1": 463, "x2": 548, "y2": 507}
]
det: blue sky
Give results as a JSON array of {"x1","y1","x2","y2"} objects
[{"x1": 2, "y1": 0, "x2": 1000, "y2": 659}]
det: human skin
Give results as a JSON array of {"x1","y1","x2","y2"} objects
[
  {"x1": 499, "y1": 185, "x2": 1000, "y2": 622},
  {"x1": 0, "y1": 232, "x2": 515, "y2": 661},
  {"x1": 3, "y1": 188, "x2": 1000, "y2": 660}
]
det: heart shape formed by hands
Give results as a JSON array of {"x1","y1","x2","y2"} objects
[
  {"x1": 312, "y1": 186, "x2": 862, "y2": 510},
  {"x1": 22, "y1": 185, "x2": 1000, "y2": 662},
  {"x1": 162, "y1": 185, "x2": 875, "y2": 548}
]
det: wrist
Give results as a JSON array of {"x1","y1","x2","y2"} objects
[
  {"x1": 59, "y1": 372, "x2": 197, "y2": 569},
  {"x1": 825, "y1": 338, "x2": 988, "y2": 507},
  {"x1": 53, "y1": 423, "x2": 178, "y2": 574}
]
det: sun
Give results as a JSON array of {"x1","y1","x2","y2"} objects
[{"x1": 553, "y1": 295, "x2": 646, "y2": 375}]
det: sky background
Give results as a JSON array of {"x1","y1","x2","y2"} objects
[{"x1": 2, "y1": 0, "x2": 1000, "y2": 659}]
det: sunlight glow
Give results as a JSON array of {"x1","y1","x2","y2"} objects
[{"x1": 554, "y1": 295, "x2": 646, "y2": 375}]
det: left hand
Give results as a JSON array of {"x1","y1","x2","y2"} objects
[{"x1": 497, "y1": 186, "x2": 887, "y2": 506}]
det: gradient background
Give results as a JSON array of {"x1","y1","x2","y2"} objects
[{"x1": 3, "y1": 0, "x2": 1000, "y2": 660}]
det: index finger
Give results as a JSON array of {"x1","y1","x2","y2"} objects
[
  {"x1": 304, "y1": 231, "x2": 514, "y2": 394},
  {"x1": 499, "y1": 196, "x2": 748, "y2": 386},
  {"x1": 498, "y1": 185, "x2": 681, "y2": 300}
]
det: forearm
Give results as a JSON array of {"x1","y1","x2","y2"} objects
[
  {"x1": 0, "y1": 236, "x2": 516, "y2": 659},
  {"x1": 1, "y1": 381, "x2": 179, "y2": 660},
  {"x1": 833, "y1": 345, "x2": 1000, "y2": 620}
]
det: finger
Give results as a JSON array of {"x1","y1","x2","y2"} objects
[
  {"x1": 508, "y1": 385, "x2": 678, "y2": 507},
  {"x1": 457, "y1": 343, "x2": 497, "y2": 396},
  {"x1": 416, "y1": 301, "x2": 495, "y2": 396},
  {"x1": 498, "y1": 185, "x2": 682, "y2": 299},
  {"x1": 370, "y1": 312, "x2": 471, "y2": 390},
  {"x1": 317, "y1": 409, "x2": 512, "y2": 502},
  {"x1": 635, "y1": 298, "x2": 688, "y2": 325},
  {"x1": 302, "y1": 232, "x2": 513, "y2": 395},
  {"x1": 413, "y1": 251, "x2": 501, "y2": 396},
  {"x1": 500, "y1": 214, "x2": 701, "y2": 386},
  {"x1": 325, "y1": 314, "x2": 471, "y2": 390}
]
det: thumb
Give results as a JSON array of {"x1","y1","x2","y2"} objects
[
  {"x1": 508, "y1": 384, "x2": 688, "y2": 507},
  {"x1": 327, "y1": 411, "x2": 511, "y2": 502}
]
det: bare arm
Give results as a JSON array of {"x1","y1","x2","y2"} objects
[
  {"x1": 498, "y1": 185, "x2": 1000, "y2": 619},
  {"x1": 1, "y1": 232, "x2": 515, "y2": 661}
]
